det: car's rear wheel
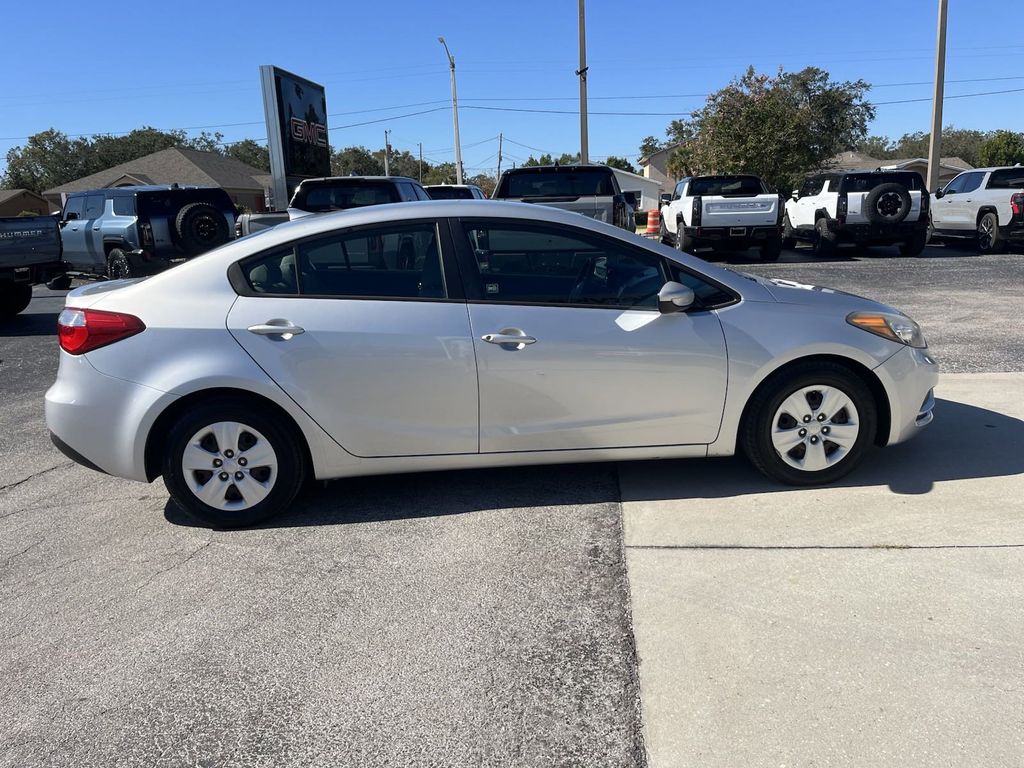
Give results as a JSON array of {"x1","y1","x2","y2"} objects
[
  {"x1": 106, "y1": 248, "x2": 133, "y2": 280},
  {"x1": 977, "y1": 212, "x2": 1005, "y2": 254},
  {"x1": 781, "y1": 213, "x2": 797, "y2": 250},
  {"x1": 899, "y1": 231, "x2": 928, "y2": 257},
  {"x1": 163, "y1": 400, "x2": 306, "y2": 528},
  {"x1": 741, "y1": 362, "x2": 877, "y2": 486},
  {"x1": 812, "y1": 218, "x2": 836, "y2": 257},
  {"x1": 677, "y1": 219, "x2": 696, "y2": 252},
  {"x1": 0, "y1": 281, "x2": 33, "y2": 319}
]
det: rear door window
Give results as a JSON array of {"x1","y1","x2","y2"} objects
[{"x1": 83, "y1": 194, "x2": 105, "y2": 219}]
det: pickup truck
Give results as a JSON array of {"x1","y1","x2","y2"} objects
[
  {"x1": 930, "y1": 165, "x2": 1024, "y2": 253},
  {"x1": 235, "y1": 176, "x2": 431, "y2": 236},
  {"x1": 660, "y1": 175, "x2": 783, "y2": 261},
  {"x1": 0, "y1": 215, "x2": 63, "y2": 318},
  {"x1": 492, "y1": 165, "x2": 636, "y2": 231}
]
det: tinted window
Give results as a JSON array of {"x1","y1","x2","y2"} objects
[
  {"x1": 800, "y1": 177, "x2": 825, "y2": 196},
  {"x1": 293, "y1": 182, "x2": 398, "y2": 212},
  {"x1": 958, "y1": 172, "x2": 984, "y2": 193},
  {"x1": 112, "y1": 196, "x2": 135, "y2": 215},
  {"x1": 943, "y1": 174, "x2": 968, "y2": 194},
  {"x1": 986, "y1": 169, "x2": 1024, "y2": 189},
  {"x1": 426, "y1": 186, "x2": 474, "y2": 200},
  {"x1": 244, "y1": 249, "x2": 299, "y2": 295},
  {"x1": 83, "y1": 194, "x2": 105, "y2": 219},
  {"x1": 689, "y1": 176, "x2": 765, "y2": 196},
  {"x1": 297, "y1": 223, "x2": 445, "y2": 298},
  {"x1": 673, "y1": 181, "x2": 686, "y2": 199},
  {"x1": 498, "y1": 169, "x2": 616, "y2": 198},
  {"x1": 63, "y1": 196, "x2": 85, "y2": 219},
  {"x1": 840, "y1": 173, "x2": 923, "y2": 193},
  {"x1": 412, "y1": 184, "x2": 432, "y2": 201},
  {"x1": 461, "y1": 223, "x2": 665, "y2": 308}
]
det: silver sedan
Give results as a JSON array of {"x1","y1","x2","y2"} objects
[{"x1": 46, "y1": 201, "x2": 937, "y2": 527}]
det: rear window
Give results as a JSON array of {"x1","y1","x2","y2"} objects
[
  {"x1": 112, "y1": 196, "x2": 135, "y2": 215},
  {"x1": 689, "y1": 176, "x2": 766, "y2": 197},
  {"x1": 497, "y1": 169, "x2": 616, "y2": 198},
  {"x1": 292, "y1": 182, "x2": 399, "y2": 212},
  {"x1": 426, "y1": 186, "x2": 475, "y2": 200},
  {"x1": 987, "y1": 169, "x2": 1024, "y2": 189},
  {"x1": 839, "y1": 173, "x2": 923, "y2": 193}
]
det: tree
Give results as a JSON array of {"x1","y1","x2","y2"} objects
[
  {"x1": 330, "y1": 145, "x2": 383, "y2": 176},
  {"x1": 605, "y1": 155, "x2": 637, "y2": 173},
  {"x1": 422, "y1": 162, "x2": 457, "y2": 185},
  {"x1": 978, "y1": 130, "x2": 1024, "y2": 167},
  {"x1": 2, "y1": 129, "x2": 92, "y2": 192},
  {"x1": 225, "y1": 139, "x2": 270, "y2": 172},
  {"x1": 889, "y1": 127, "x2": 989, "y2": 166},
  {"x1": 639, "y1": 136, "x2": 664, "y2": 159},
  {"x1": 467, "y1": 173, "x2": 496, "y2": 197},
  {"x1": 661, "y1": 66, "x2": 874, "y2": 192},
  {"x1": 373, "y1": 148, "x2": 420, "y2": 179},
  {"x1": 854, "y1": 135, "x2": 897, "y2": 159}
]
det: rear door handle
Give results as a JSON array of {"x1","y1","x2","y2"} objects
[
  {"x1": 482, "y1": 331, "x2": 537, "y2": 347},
  {"x1": 248, "y1": 320, "x2": 305, "y2": 338}
]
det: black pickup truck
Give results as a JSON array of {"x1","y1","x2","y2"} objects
[{"x1": 0, "y1": 215, "x2": 63, "y2": 318}]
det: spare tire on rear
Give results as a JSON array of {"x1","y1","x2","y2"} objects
[
  {"x1": 174, "y1": 202, "x2": 230, "y2": 255},
  {"x1": 863, "y1": 183, "x2": 911, "y2": 225}
]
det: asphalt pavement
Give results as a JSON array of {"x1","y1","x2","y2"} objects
[{"x1": 1, "y1": 243, "x2": 1021, "y2": 766}]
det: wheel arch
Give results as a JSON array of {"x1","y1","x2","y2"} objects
[
  {"x1": 976, "y1": 205, "x2": 1000, "y2": 226},
  {"x1": 144, "y1": 387, "x2": 314, "y2": 482},
  {"x1": 737, "y1": 353, "x2": 891, "y2": 450}
]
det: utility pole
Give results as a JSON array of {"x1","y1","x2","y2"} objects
[
  {"x1": 577, "y1": 0, "x2": 589, "y2": 164},
  {"x1": 496, "y1": 133, "x2": 503, "y2": 181},
  {"x1": 439, "y1": 37, "x2": 464, "y2": 184},
  {"x1": 418, "y1": 142, "x2": 423, "y2": 183},
  {"x1": 927, "y1": 0, "x2": 948, "y2": 194},
  {"x1": 384, "y1": 129, "x2": 391, "y2": 176}
]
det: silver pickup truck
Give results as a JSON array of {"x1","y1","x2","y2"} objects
[
  {"x1": 660, "y1": 174, "x2": 783, "y2": 261},
  {"x1": 492, "y1": 165, "x2": 636, "y2": 231},
  {"x1": 0, "y1": 215, "x2": 63, "y2": 318}
]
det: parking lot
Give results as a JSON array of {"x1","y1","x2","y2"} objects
[{"x1": 2, "y1": 241, "x2": 1022, "y2": 766}]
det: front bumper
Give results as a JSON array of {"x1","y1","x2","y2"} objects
[
  {"x1": 873, "y1": 345, "x2": 939, "y2": 446},
  {"x1": 827, "y1": 219, "x2": 927, "y2": 245},
  {"x1": 45, "y1": 352, "x2": 177, "y2": 482}
]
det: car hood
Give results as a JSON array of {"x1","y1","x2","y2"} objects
[{"x1": 761, "y1": 276, "x2": 903, "y2": 315}]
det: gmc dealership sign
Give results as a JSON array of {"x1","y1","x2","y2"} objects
[{"x1": 260, "y1": 65, "x2": 331, "y2": 210}]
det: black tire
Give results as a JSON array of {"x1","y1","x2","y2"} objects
[
  {"x1": 47, "y1": 273, "x2": 72, "y2": 291},
  {"x1": 174, "y1": 202, "x2": 230, "y2": 256},
  {"x1": 0, "y1": 281, "x2": 33, "y2": 319},
  {"x1": 677, "y1": 219, "x2": 696, "y2": 252},
  {"x1": 812, "y1": 218, "x2": 836, "y2": 257},
  {"x1": 162, "y1": 398, "x2": 307, "y2": 528},
  {"x1": 741, "y1": 361, "x2": 877, "y2": 486},
  {"x1": 759, "y1": 238, "x2": 782, "y2": 262},
  {"x1": 863, "y1": 183, "x2": 912, "y2": 225},
  {"x1": 977, "y1": 212, "x2": 1005, "y2": 254},
  {"x1": 781, "y1": 213, "x2": 797, "y2": 250},
  {"x1": 899, "y1": 230, "x2": 928, "y2": 257},
  {"x1": 659, "y1": 218, "x2": 671, "y2": 247},
  {"x1": 106, "y1": 248, "x2": 133, "y2": 280}
]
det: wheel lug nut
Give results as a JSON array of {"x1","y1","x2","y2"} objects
[
  {"x1": 822, "y1": 426, "x2": 830, "y2": 434},
  {"x1": 799, "y1": 429, "x2": 807, "y2": 437},
  {"x1": 810, "y1": 436, "x2": 819, "y2": 444},
  {"x1": 817, "y1": 413, "x2": 826, "y2": 421},
  {"x1": 224, "y1": 449, "x2": 234, "y2": 458},
  {"x1": 235, "y1": 471, "x2": 244, "y2": 481},
  {"x1": 212, "y1": 458, "x2": 222, "y2": 468},
  {"x1": 238, "y1": 457, "x2": 247, "y2": 466},
  {"x1": 803, "y1": 415, "x2": 811, "y2": 423},
  {"x1": 218, "y1": 472, "x2": 229, "y2": 481}
]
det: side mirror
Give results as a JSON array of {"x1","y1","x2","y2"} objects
[
  {"x1": 657, "y1": 281, "x2": 695, "y2": 314},
  {"x1": 934, "y1": 189, "x2": 945, "y2": 199},
  {"x1": 64, "y1": 211, "x2": 79, "y2": 221},
  {"x1": 660, "y1": 193, "x2": 672, "y2": 206},
  {"x1": 791, "y1": 189, "x2": 800, "y2": 200}
]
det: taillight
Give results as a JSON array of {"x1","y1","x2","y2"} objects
[
  {"x1": 1011, "y1": 192, "x2": 1024, "y2": 219},
  {"x1": 57, "y1": 308, "x2": 145, "y2": 355},
  {"x1": 920, "y1": 189, "x2": 930, "y2": 217},
  {"x1": 139, "y1": 222, "x2": 154, "y2": 248},
  {"x1": 692, "y1": 196, "x2": 702, "y2": 227},
  {"x1": 836, "y1": 193, "x2": 848, "y2": 225}
]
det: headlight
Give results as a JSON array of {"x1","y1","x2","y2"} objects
[{"x1": 847, "y1": 311, "x2": 927, "y2": 348}]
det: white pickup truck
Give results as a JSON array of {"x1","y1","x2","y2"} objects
[
  {"x1": 930, "y1": 166, "x2": 1024, "y2": 253},
  {"x1": 660, "y1": 175, "x2": 783, "y2": 261}
]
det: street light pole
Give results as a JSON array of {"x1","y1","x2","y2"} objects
[
  {"x1": 439, "y1": 37, "x2": 464, "y2": 184},
  {"x1": 927, "y1": 0, "x2": 948, "y2": 193},
  {"x1": 577, "y1": 0, "x2": 589, "y2": 164},
  {"x1": 383, "y1": 129, "x2": 391, "y2": 176}
]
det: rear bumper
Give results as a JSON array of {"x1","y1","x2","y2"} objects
[
  {"x1": 873, "y1": 345, "x2": 939, "y2": 446},
  {"x1": 683, "y1": 225, "x2": 781, "y2": 248},
  {"x1": 827, "y1": 219, "x2": 927, "y2": 244},
  {"x1": 1002, "y1": 222, "x2": 1024, "y2": 242}
]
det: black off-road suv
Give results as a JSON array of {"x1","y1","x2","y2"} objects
[{"x1": 59, "y1": 185, "x2": 236, "y2": 280}]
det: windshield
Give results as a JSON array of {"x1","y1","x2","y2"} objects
[
  {"x1": 689, "y1": 176, "x2": 766, "y2": 197},
  {"x1": 498, "y1": 169, "x2": 615, "y2": 198},
  {"x1": 839, "y1": 173, "x2": 923, "y2": 193},
  {"x1": 293, "y1": 182, "x2": 398, "y2": 212}
]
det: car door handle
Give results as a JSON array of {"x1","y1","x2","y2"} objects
[
  {"x1": 248, "y1": 321, "x2": 305, "y2": 338},
  {"x1": 92, "y1": 226, "x2": 101, "y2": 231},
  {"x1": 481, "y1": 332, "x2": 537, "y2": 346}
]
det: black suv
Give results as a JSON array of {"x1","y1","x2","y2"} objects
[
  {"x1": 492, "y1": 165, "x2": 636, "y2": 231},
  {"x1": 60, "y1": 185, "x2": 236, "y2": 279}
]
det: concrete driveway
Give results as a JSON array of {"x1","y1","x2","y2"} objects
[{"x1": 622, "y1": 373, "x2": 1024, "y2": 767}]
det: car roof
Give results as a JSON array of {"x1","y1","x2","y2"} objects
[
  {"x1": 299, "y1": 176, "x2": 421, "y2": 184},
  {"x1": 424, "y1": 184, "x2": 479, "y2": 189},
  {"x1": 501, "y1": 164, "x2": 612, "y2": 174}
]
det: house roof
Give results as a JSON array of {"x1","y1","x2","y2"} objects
[
  {"x1": 827, "y1": 151, "x2": 974, "y2": 173},
  {"x1": 43, "y1": 148, "x2": 269, "y2": 195},
  {"x1": 0, "y1": 188, "x2": 50, "y2": 205},
  {"x1": 880, "y1": 156, "x2": 974, "y2": 171},
  {"x1": 639, "y1": 143, "x2": 684, "y2": 166}
]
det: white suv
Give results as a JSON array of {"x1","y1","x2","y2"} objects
[
  {"x1": 783, "y1": 170, "x2": 929, "y2": 256},
  {"x1": 930, "y1": 166, "x2": 1024, "y2": 253}
]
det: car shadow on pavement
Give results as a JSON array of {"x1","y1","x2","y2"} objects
[
  {"x1": 0, "y1": 311, "x2": 59, "y2": 337},
  {"x1": 164, "y1": 462, "x2": 623, "y2": 529},
  {"x1": 620, "y1": 398, "x2": 1024, "y2": 502}
]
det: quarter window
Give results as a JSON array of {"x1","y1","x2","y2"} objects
[
  {"x1": 112, "y1": 196, "x2": 135, "y2": 215},
  {"x1": 460, "y1": 223, "x2": 665, "y2": 309}
]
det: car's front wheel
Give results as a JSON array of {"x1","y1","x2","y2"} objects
[
  {"x1": 106, "y1": 248, "x2": 133, "y2": 280},
  {"x1": 741, "y1": 362, "x2": 877, "y2": 486},
  {"x1": 162, "y1": 399, "x2": 306, "y2": 528}
]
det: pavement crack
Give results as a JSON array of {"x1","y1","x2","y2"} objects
[
  {"x1": 134, "y1": 541, "x2": 213, "y2": 592},
  {"x1": 0, "y1": 461, "x2": 74, "y2": 498},
  {"x1": 2, "y1": 537, "x2": 45, "y2": 567}
]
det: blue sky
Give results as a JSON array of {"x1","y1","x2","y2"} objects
[{"x1": 2, "y1": 0, "x2": 1022, "y2": 176}]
